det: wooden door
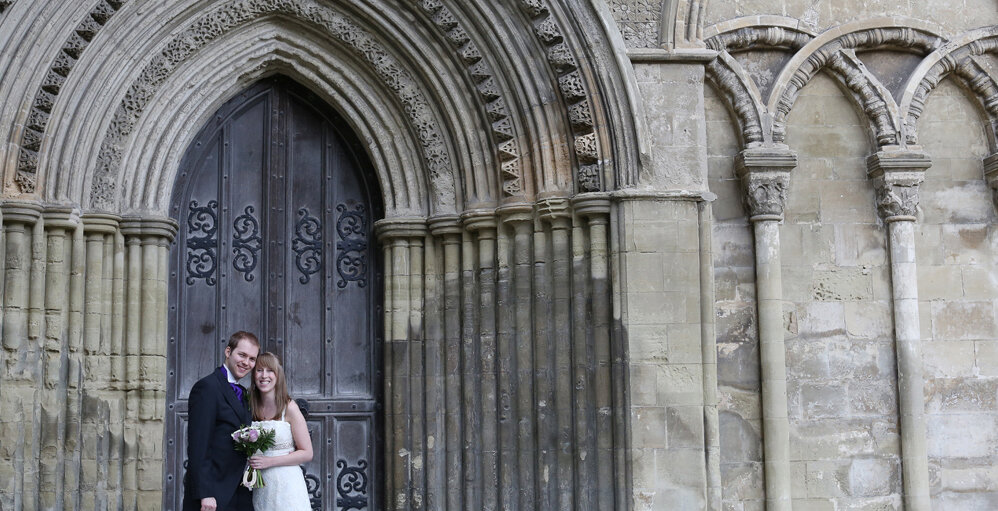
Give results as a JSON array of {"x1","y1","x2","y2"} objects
[{"x1": 163, "y1": 77, "x2": 382, "y2": 511}]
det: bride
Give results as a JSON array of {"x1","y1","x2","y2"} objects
[{"x1": 247, "y1": 352, "x2": 313, "y2": 510}]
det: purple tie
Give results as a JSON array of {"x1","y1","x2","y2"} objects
[{"x1": 230, "y1": 382, "x2": 244, "y2": 402}]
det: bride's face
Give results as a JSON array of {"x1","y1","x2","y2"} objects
[{"x1": 254, "y1": 366, "x2": 277, "y2": 393}]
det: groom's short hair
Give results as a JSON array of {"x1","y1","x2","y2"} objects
[{"x1": 227, "y1": 331, "x2": 260, "y2": 351}]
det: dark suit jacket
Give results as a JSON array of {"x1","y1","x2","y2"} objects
[{"x1": 182, "y1": 368, "x2": 254, "y2": 511}]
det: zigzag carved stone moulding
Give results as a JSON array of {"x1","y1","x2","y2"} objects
[
  {"x1": 514, "y1": 0, "x2": 602, "y2": 192},
  {"x1": 416, "y1": 0, "x2": 524, "y2": 198},
  {"x1": 15, "y1": 0, "x2": 128, "y2": 194},
  {"x1": 90, "y1": 0, "x2": 454, "y2": 211}
]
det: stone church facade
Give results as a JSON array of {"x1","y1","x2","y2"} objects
[{"x1": 1, "y1": 0, "x2": 996, "y2": 510}]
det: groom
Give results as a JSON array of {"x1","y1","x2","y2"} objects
[{"x1": 183, "y1": 331, "x2": 260, "y2": 511}]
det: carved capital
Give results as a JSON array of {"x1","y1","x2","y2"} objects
[
  {"x1": 867, "y1": 150, "x2": 931, "y2": 222},
  {"x1": 374, "y1": 217, "x2": 427, "y2": 242},
  {"x1": 427, "y1": 214, "x2": 462, "y2": 241},
  {"x1": 43, "y1": 205, "x2": 81, "y2": 232},
  {"x1": 735, "y1": 148, "x2": 797, "y2": 221},
  {"x1": 985, "y1": 153, "x2": 998, "y2": 212},
  {"x1": 119, "y1": 215, "x2": 179, "y2": 242},
  {"x1": 1, "y1": 200, "x2": 43, "y2": 226},
  {"x1": 535, "y1": 197, "x2": 571, "y2": 229},
  {"x1": 82, "y1": 212, "x2": 121, "y2": 236}
]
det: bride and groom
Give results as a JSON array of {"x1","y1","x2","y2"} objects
[{"x1": 182, "y1": 331, "x2": 313, "y2": 511}]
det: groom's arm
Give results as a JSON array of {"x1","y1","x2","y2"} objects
[{"x1": 186, "y1": 378, "x2": 217, "y2": 501}]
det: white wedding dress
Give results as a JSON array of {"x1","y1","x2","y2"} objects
[{"x1": 251, "y1": 414, "x2": 311, "y2": 511}]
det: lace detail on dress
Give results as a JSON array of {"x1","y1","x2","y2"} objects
[{"x1": 250, "y1": 418, "x2": 311, "y2": 510}]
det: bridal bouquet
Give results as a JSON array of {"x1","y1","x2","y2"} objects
[{"x1": 232, "y1": 425, "x2": 276, "y2": 489}]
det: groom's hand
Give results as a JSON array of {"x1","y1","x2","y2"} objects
[{"x1": 200, "y1": 497, "x2": 217, "y2": 511}]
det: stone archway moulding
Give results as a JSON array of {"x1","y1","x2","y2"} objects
[
  {"x1": 88, "y1": 0, "x2": 458, "y2": 215},
  {"x1": 7, "y1": 0, "x2": 642, "y2": 218}
]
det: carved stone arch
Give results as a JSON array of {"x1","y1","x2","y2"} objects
[
  {"x1": 769, "y1": 20, "x2": 946, "y2": 149},
  {"x1": 512, "y1": 0, "x2": 609, "y2": 192},
  {"x1": 901, "y1": 28, "x2": 998, "y2": 150},
  {"x1": 413, "y1": 0, "x2": 529, "y2": 200},
  {"x1": 704, "y1": 19, "x2": 814, "y2": 147},
  {"x1": 115, "y1": 38, "x2": 429, "y2": 216},
  {"x1": 704, "y1": 53, "x2": 767, "y2": 146},
  {"x1": 57, "y1": 0, "x2": 512, "y2": 217},
  {"x1": 12, "y1": 0, "x2": 127, "y2": 195}
]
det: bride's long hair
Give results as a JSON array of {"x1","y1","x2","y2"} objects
[{"x1": 250, "y1": 352, "x2": 291, "y2": 421}]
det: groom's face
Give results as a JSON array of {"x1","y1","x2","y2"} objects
[{"x1": 224, "y1": 339, "x2": 259, "y2": 380}]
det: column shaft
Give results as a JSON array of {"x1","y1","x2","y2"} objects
[
  {"x1": 888, "y1": 220, "x2": 931, "y2": 511},
  {"x1": 754, "y1": 219, "x2": 792, "y2": 511},
  {"x1": 698, "y1": 202, "x2": 721, "y2": 511}
]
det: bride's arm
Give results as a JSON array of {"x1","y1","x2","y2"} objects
[{"x1": 247, "y1": 400, "x2": 314, "y2": 469}]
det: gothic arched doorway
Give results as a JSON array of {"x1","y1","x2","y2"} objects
[{"x1": 163, "y1": 76, "x2": 383, "y2": 510}]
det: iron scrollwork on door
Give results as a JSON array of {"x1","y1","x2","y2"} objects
[
  {"x1": 185, "y1": 200, "x2": 218, "y2": 286},
  {"x1": 292, "y1": 207, "x2": 322, "y2": 284},
  {"x1": 300, "y1": 466, "x2": 322, "y2": 511},
  {"x1": 232, "y1": 205, "x2": 262, "y2": 281},
  {"x1": 335, "y1": 204, "x2": 368, "y2": 288},
  {"x1": 336, "y1": 459, "x2": 369, "y2": 510}
]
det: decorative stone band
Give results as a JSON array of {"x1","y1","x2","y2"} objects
[
  {"x1": 82, "y1": 213, "x2": 121, "y2": 236},
  {"x1": 0, "y1": 200, "x2": 43, "y2": 226},
  {"x1": 42, "y1": 205, "x2": 81, "y2": 231},
  {"x1": 735, "y1": 147, "x2": 797, "y2": 222},
  {"x1": 119, "y1": 216, "x2": 180, "y2": 243},
  {"x1": 984, "y1": 153, "x2": 998, "y2": 212},
  {"x1": 374, "y1": 217, "x2": 429, "y2": 242},
  {"x1": 866, "y1": 150, "x2": 931, "y2": 223}
]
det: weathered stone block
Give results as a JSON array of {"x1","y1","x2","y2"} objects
[
  {"x1": 719, "y1": 410, "x2": 762, "y2": 462},
  {"x1": 927, "y1": 414, "x2": 998, "y2": 458},
  {"x1": 666, "y1": 405, "x2": 705, "y2": 449},
  {"x1": 797, "y1": 302, "x2": 846, "y2": 338},
  {"x1": 931, "y1": 301, "x2": 996, "y2": 340},
  {"x1": 627, "y1": 325, "x2": 670, "y2": 364},
  {"x1": 925, "y1": 378, "x2": 998, "y2": 413},
  {"x1": 923, "y1": 340, "x2": 976, "y2": 378},
  {"x1": 656, "y1": 363, "x2": 704, "y2": 406},
  {"x1": 977, "y1": 340, "x2": 998, "y2": 377},
  {"x1": 631, "y1": 407, "x2": 667, "y2": 449},
  {"x1": 629, "y1": 364, "x2": 660, "y2": 406},
  {"x1": 810, "y1": 268, "x2": 873, "y2": 301}
]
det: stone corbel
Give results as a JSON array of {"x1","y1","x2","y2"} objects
[
  {"x1": 735, "y1": 147, "x2": 797, "y2": 221},
  {"x1": 867, "y1": 150, "x2": 932, "y2": 223},
  {"x1": 984, "y1": 153, "x2": 998, "y2": 212}
]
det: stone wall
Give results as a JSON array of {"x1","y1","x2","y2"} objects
[{"x1": 917, "y1": 79, "x2": 998, "y2": 509}]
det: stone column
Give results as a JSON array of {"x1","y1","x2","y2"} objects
[
  {"x1": 697, "y1": 200, "x2": 721, "y2": 511},
  {"x1": 461, "y1": 209, "x2": 498, "y2": 510},
  {"x1": 376, "y1": 218, "x2": 427, "y2": 510},
  {"x1": 427, "y1": 215, "x2": 463, "y2": 511},
  {"x1": 40, "y1": 206, "x2": 79, "y2": 511},
  {"x1": 496, "y1": 202, "x2": 535, "y2": 511},
  {"x1": 986, "y1": 153, "x2": 998, "y2": 213},
  {"x1": 119, "y1": 216, "x2": 177, "y2": 506},
  {"x1": 572, "y1": 194, "x2": 615, "y2": 510},
  {"x1": 1, "y1": 201, "x2": 42, "y2": 511},
  {"x1": 537, "y1": 199, "x2": 575, "y2": 510},
  {"x1": 868, "y1": 151, "x2": 932, "y2": 511},
  {"x1": 736, "y1": 147, "x2": 796, "y2": 511}
]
